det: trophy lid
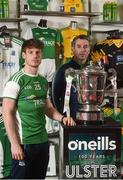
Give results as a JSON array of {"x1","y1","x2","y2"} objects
[{"x1": 81, "y1": 64, "x2": 106, "y2": 76}]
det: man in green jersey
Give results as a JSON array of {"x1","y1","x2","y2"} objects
[{"x1": 2, "y1": 39, "x2": 75, "y2": 179}]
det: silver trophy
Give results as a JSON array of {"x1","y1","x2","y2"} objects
[{"x1": 65, "y1": 64, "x2": 106, "y2": 123}]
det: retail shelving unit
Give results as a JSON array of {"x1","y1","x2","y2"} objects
[
  {"x1": 21, "y1": 11, "x2": 100, "y2": 17},
  {"x1": 20, "y1": 0, "x2": 102, "y2": 38},
  {"x1": 0, "y1": 18, "x2": 27, "y2": 36},
  {"x1": 20, "y1": 11, "x2": 101, "y2": 35},
  {"x1": 92, "y1": 21, "x2": 123, "y2": 32},
  {"x1": 92, "y1": 21, "x2": 123, "y2": 26},
  {"x1": 0, "y1": 0, "x2": 27, "y2": 37}
]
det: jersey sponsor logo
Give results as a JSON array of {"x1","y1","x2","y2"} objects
[
  {"x1": 39, "y1": 37, "x2": 54, "y2": 46},
  {"x1": 42, "y1": 32, "x2": 49, "y2": 35},
  {"x1": 24, "y1": 95, "x2": 46, "y2": 107},
  {"x1": 35, "y1": 33, "x2": 41, "y2": 36},
  {"x1": 51, "y1": 33, "x2": 56, "y2": 37},
  {"x1": 33, "y1": 99, "x2": 45, "y2": 107},
  {"x1": 24, "y1": 95, "x2": 45, "y2": 107},
  {"x1": 44, "y1": 41, "x2": 54, "y2": 46},
  {"x1": 24, "y1": 85, "x2": 32, "y2": 90},
  {"x1": 3, "y1": 62, "x2": 15, "y2": 68},
  {"x1": 39, "y1": 37, "x2": 45, "y2": 41},
  {"x1": 24, "y1": 95, "x2": 37, "y2": 100}
]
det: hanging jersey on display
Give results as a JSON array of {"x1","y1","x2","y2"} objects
[
  {"x1": 56, "y1": 27, "x2": 87, "y2": 64},
  {"x1": 90, "y1": 39, "x2": 123, "y2": 88},
  {"x1": 0, "y1": 118, "x2": 12, "y2": 178},
  {"x1": 23, "y1": 27, "x2": 57, "y2": 59},
  {"x1": 0, "y1": 36, "x2": 23, "y2": 97},
  {"x1": 23, "y1": 26, "x2": 57, "y2": 82},
  {"x1": 27, "y1": 0, "x2": 49, "y2": 11},
  {"x1": 64, "y1": 0, "x2": 84, "y2": 12}
]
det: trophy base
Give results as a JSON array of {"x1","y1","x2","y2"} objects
[
  {"x1": 76, "y1": 111, "x2": 104, "y2": 125},
  {"x1": 75, "y1": 119, "x2": 104, "y2": 126}
]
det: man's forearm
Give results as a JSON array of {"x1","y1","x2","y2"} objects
[
  {"x1": 3, "y1": 112, "x2": 21, "y2": 146},
  {"x1": 45, "y1": 105, "x2": 63, "y2": 122},
  {"x1": 2, "y1": 99, "x2": 25, "y2": 160},
  {"x1": 2, "y1": 99, "x2": 21, "y2": 146}
]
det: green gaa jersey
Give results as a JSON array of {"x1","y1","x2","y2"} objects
[
  {"x1": 0, "y1": 118, "x2": 12, "y2": 178},
  {"x1": 22, "y1": 27, "x2": 57, "y2": 82},
  {"x1": 23, "y1": 27, "x2": 57, "y2": 59},
  {"x1": 27, "y1": 0, "x2": 49, "y2": 11},
  {"x1": 3, "y1": 69, "x2": 49, "y2": 144}
]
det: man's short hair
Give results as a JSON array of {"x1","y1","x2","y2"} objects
[
  {"x1": 71, "y1": 35, "x2": 89, "y2": 47},
  {"x1": 22, "y1": 39, "x2": 44, "y2": 52}
]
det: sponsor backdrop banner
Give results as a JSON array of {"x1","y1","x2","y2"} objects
[{"x1": 59, "y1": 121, "x2": 121, "y2": 179}]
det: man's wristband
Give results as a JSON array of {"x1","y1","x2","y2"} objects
[{"x1": 61, "y1": 115, "x2": 65, "y2": 122}]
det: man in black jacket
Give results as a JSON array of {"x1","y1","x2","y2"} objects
[{"x1": 52, "y1": 35, "x2": 90, "y2": 120}]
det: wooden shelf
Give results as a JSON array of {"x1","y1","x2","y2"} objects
[
  {"x1": 8, "y1": 28, "x2": 21, "y2": 32},
  {"x1": 0, "y1": 18, "x2": 28, "y2": 22},
  {"x1": 92, "y1": 21, "x2": 123, "y2": 26},
  {"x1": 21, "y1": 11, "x2": 101, "y2": 17},
  {"x1": 92, "y1": 30, "x2": 123, "y2": 33}
]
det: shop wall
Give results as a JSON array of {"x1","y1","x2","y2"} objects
[{"x1": 2, "y1": 0, "x2": 123, "y2": 45}]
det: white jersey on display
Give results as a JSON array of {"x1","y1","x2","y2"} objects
[{"x1": 0, "y1": 37, "x2": 23, "y2": 97}]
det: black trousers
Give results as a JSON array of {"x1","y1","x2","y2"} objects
[{"x1": 10, "y1": 142, "x2": 49, "y2": 179}]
